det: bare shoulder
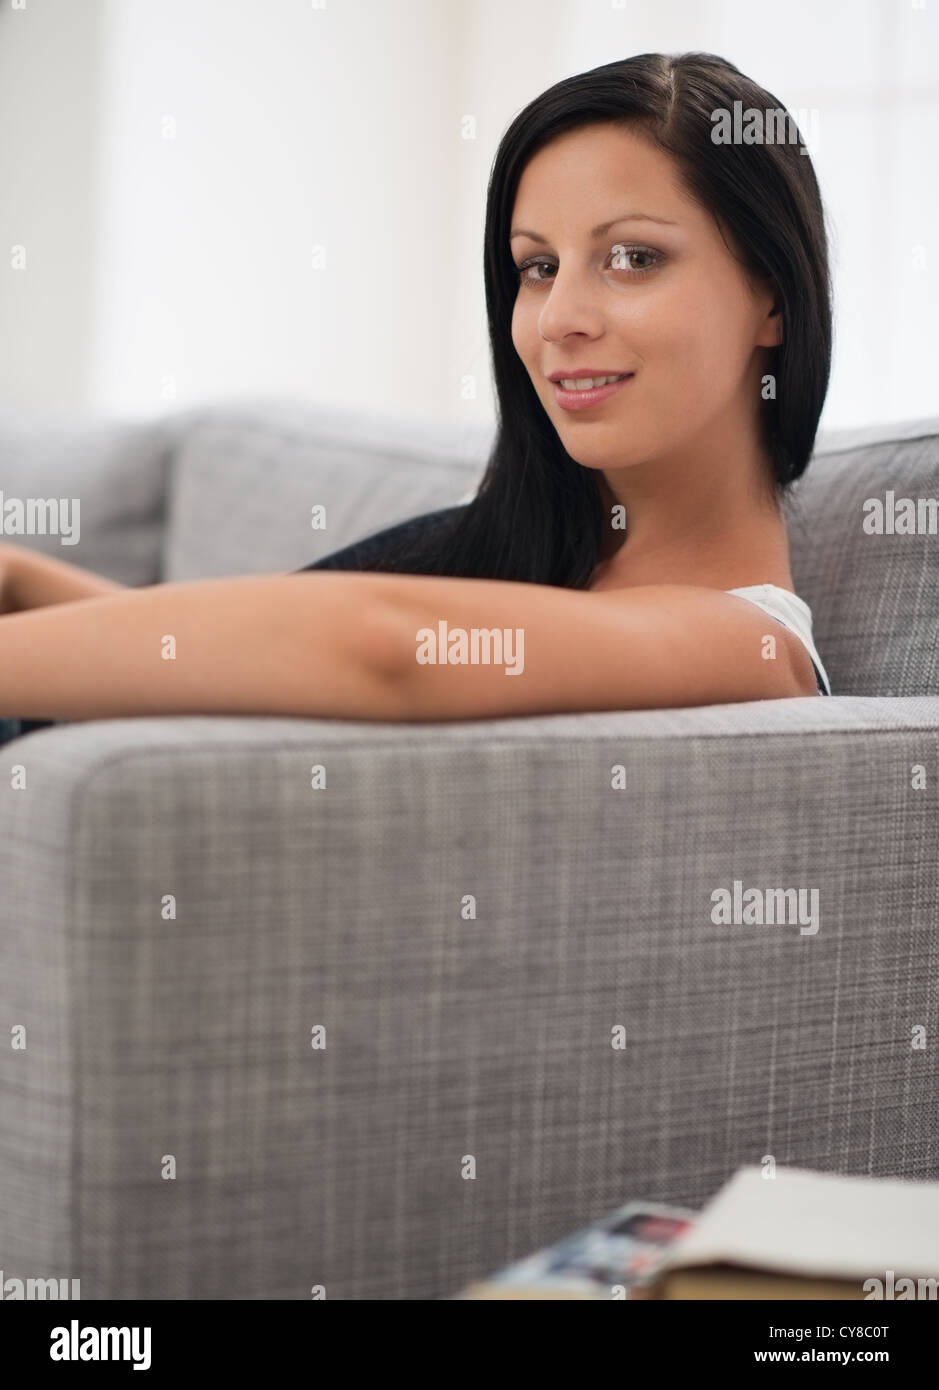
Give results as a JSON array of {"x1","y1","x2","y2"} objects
[
  {"x1": 590, "y1": 583, "x2": 819, "y2": 703},
  {"x1": 713, "y1": 587, "x2": 820, "y2": 699},
  {"x1": 368, "y1": 572, "x2": 816, "y2": 720}
]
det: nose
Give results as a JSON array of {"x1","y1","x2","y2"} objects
[{"x1": 537, "y1": 264, "x2": 606, "y2": 343}]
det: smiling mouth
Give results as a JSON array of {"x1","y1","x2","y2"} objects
[{"x1": 551, "y1": 373, "x2": 635, "y2": 410}]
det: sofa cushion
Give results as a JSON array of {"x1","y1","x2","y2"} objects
[
  {"x1": 785, "y1": 416, "x2": 939, "y2": 697},
  {"x1": 160, "y1": 399, "x2": 492, "y2": 582},
  {"x1": 0, "y1": 403, "x2": 173, "y2": 586}
]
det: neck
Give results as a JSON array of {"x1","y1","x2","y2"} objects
[{"x1": 592, "y1": 419, "x2": 794, "y2": 591}]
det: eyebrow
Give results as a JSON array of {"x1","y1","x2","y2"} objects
[{"x1": 509, "y1": 211, "x2": 678, "y2": 242}]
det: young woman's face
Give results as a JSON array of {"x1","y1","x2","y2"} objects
[{"x1": 509, "y1": 122, "x2": 780, "y2": 475}]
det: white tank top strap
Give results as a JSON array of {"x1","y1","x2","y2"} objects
[{"x1": 724, "y1": 584, "x2": 832, "y2": 696}]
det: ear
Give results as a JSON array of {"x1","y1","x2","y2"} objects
[{"x1": 755, "y1": 284, "x2": 784, "y2": 349}]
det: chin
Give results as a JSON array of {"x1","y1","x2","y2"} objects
[{"x1": 557, "y1": 434, "x2": 631, "y2": 469}]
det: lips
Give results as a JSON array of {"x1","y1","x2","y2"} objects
[{"x1": 551, "y1": 372, "x2": 635, "y2": 411}]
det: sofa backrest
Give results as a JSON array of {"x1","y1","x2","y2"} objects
[
  {"x1": 159, "y1": 399, "x2": 493, "y2": 582},
  {"x1": 157, "y1": 402, "x2": 939, "y2": 699},
  {"x1": 784, "y1": 417, "x2": 939, "y2": 697},
  {"x1": 0, "y1": 402, "x2": 173, "y2": 587}
]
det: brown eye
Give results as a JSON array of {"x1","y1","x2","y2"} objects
[
  {"x1": 515, "y1": 259, "x2": 556, "y2": 285},
  {"x1": 609, "y1": 245, "x2": 663, "y2": 273}
]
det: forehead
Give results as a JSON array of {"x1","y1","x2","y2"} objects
[{"x1": 510, "y1": 123, "x2": 699, "y2": 232}]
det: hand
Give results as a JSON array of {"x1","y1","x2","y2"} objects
[
  {"x1": 0, "y1": 543, "x2": 127, "y2": 611},
  {"x1": 0, "y1": 543, "x2": 22, "y2": 615}
]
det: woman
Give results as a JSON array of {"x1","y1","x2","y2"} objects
[{"x1": 0, "y1": 50, "x2": 831, "y2": 741}]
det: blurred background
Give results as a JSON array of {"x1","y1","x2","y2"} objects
[{"x1": 0, "y1": 0, "x2": 936, "y2": 431}]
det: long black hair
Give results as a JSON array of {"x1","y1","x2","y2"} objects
[{"x1": 348, "y1": 51, "x2": 833, "y2": 589}]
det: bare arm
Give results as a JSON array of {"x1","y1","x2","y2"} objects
[
  {"x1": 363, "y1": 572, "x2": 815, "y2": 717},
  {"x1": 0, "y1": 570, "x2": 401, "y2": 722},
  {"x1": 0, "y1": 565, "x2": 813, "y2": 725},
  {"x1": 1, "y1": 542, "x2": 128, "y2": 611}
]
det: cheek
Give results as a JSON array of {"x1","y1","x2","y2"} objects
[
  {"x1": 684, "y1": 274, "x2": 754, "y2": 367},
  {"x1": 511, "y1": 300, "x2": 550, "y2": 399},
  {"x1": 634, "y1": 282, "x2": 746, "y2": 397},
  {"x1": 511, "y1": 298, "x2": 533, "y2": 361},
  {"x1": 618, "y1": 302, "x2": 708, "y2": 404}
]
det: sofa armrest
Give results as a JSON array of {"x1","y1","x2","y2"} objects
[{"x1": 1, "y1": 697, "x2": 937, "y2": 1299}]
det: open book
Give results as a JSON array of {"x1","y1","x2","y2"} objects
[
  {"x1": 456, "y1": 1166, "x2": 939, "y2": 1300},
  {"x1": 640, "y1": 1165, "x2": 939, "y2": 1300}
]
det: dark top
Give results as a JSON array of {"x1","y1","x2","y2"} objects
[{"x1": 291, "y1": 505, "x2": 466, "y2": 573}]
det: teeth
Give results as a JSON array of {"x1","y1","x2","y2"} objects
[{"x1": 559, "y1": 374, "x2": 628, "y2": 390}]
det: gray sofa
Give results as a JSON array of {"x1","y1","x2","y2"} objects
[{"x1": 1, "y1": 398, "x2": 938, "y2": 1300}]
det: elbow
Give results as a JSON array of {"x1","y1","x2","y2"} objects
[
  {"x1": 334, "y1": 586, "x2": 419, "y2": 720},
  {"x1": 360, "y1": 593, "x2": 436, "y2": 720},
  {"x1": 353, "y1": 589, "x2": 414, "y2": 685}
]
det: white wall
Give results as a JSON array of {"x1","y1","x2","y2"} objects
[
  {"x1": 1, "y1": 0, "x2": 936, "y2": 431},
  {"x1": 87, "y1": 0, "x2": 471, "y2": 422},
  {"x1": 0, "y1": 0, "x2": 106, "y2": 411}
]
